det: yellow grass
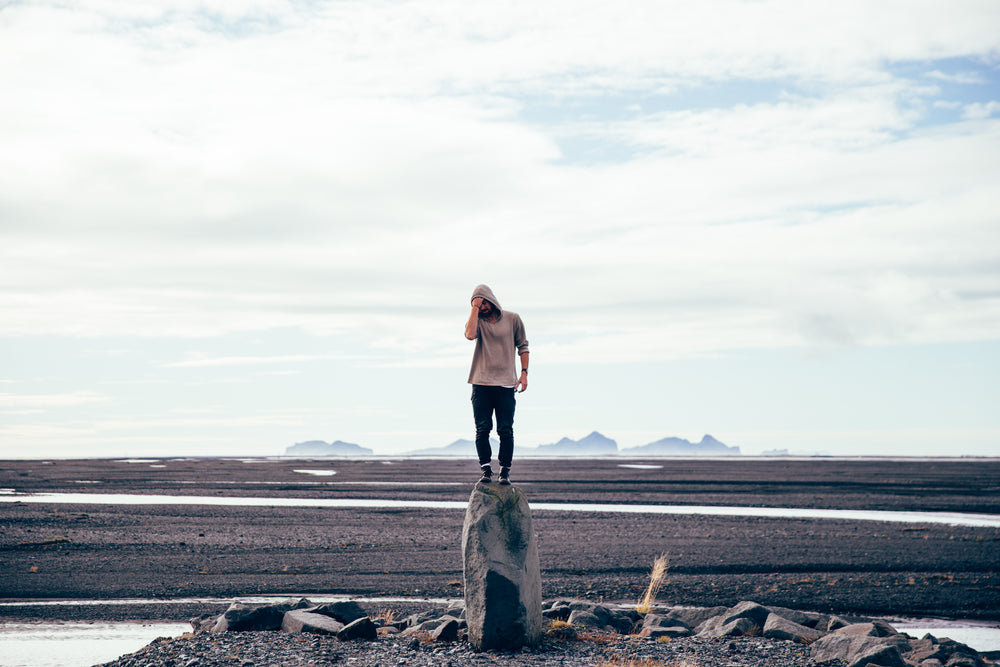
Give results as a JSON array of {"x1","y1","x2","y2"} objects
[{"x1": 637, "y1": 553, "x2": 669, "y2": 613}]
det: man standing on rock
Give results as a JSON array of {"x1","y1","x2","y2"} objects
[{"x1": 464, "y1": 284, "x2": 529, "y2": 485}]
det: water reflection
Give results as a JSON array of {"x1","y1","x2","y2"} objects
[{"x1": 2, "y1": 492, "x2": 999, "y2": 527}]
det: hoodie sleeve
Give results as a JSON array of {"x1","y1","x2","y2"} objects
[{"x1": 513, "y1": 314, "x2": 529, "y2": 355}]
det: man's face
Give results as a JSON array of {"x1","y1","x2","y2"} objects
[{"x1": 478, "y1": 299, "x2": 494, "y2": 317}]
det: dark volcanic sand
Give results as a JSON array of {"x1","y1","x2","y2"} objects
[{"x1": 1, "y1": 457, "x2": 998, "y2": 624}]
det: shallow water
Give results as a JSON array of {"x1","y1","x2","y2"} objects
[
  {"x1": 0, "y1": 622, "x2": 191, "y2": 667},
  {"x1": 892, "y1": 619, "x2": 1000, "y2": 652},
  {"x1": 2, "y1": 491, "x2": 999, "y2": 527}
]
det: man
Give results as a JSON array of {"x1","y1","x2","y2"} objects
[{"x1": 464, "y1": 284, "x2": 529, "y2": 485}]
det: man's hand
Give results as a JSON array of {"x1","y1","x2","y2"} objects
[
  {"x1": 471, "y1": 297, "x2": 483, "y2": 308},
  {"x1": 516, "y1": 373, "x2": 528, "y2": 393}
]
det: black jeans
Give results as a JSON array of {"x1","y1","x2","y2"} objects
[{"x1": 471, "y1": 385, "x2": 516, "y2": 468}]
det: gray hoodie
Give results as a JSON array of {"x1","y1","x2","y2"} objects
[{"x1": 468, "y1": 284, "x2": 529, "y2": 386}]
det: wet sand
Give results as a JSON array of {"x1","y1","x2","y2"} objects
[{"x1": 1, "y1": 457, "x2": 998, "y2": 623}]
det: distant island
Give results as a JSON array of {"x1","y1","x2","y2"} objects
[
  {"x1": 283, "y1": 432, "x2": 740, "y2": 457},
  {"x1": 284, "y1": 440, "x2": 374, "y2": 457},
  {"x1": 620, "y1": 434, "x2": 739, "y2": 456}
]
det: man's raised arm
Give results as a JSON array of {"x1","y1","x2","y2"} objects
[{"x1": 464, "y1": 297, "x2": 482, "y2": 340}]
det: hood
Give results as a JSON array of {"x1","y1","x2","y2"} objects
[{"x1": 471, "y1": 284, "x2": 502, "y2": 314}]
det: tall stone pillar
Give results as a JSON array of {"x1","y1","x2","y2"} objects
[{"x1": 461, "y1": 483, "x2": 542, "y2": 651}]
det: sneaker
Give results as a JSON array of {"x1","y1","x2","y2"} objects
[
  {"x1": 479, "y1": 466, "x2": 493, "y2": 484},
  {"x1": 498, "y1": 467, "x2": 511, "y2": 485}
]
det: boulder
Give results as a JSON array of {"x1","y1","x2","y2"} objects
[
  {"x1": 568, "y1": 602, "x2": 613, "y2": 627},
  {"x1": 337, "y1": 616, "x2": 378, "y2": 641},
  {"x1": 567, "y1": 610, "x2": 603, "y2": 628},
  {"x1": 211, "y1": 598, "x2": 312, "y2": 633},
  {"x1": 608, "y1": 608, "x2": 642, "y2": 634},
  {"x1": 396, "y1": 610, "x2": 441, "y2": 631},
  {"x1": 810, "y1": 634, "x2": 908, "y2": 667},
  {"x1": 281, "y1": 610, "x2": 344, "y2": 635},
  {"x1": 719, "y1": 601, "x2": 772, "y2": 629},
  {"x1": 767, "y1": 605, "x2": 829, "y2": 629},
  {"x1": 662, "y1": 606, "x2": 727, "y2": 630},
  {"x1": 640, "y1": 625, "x2": 691, "y2": 639},
  {"x1": 431, "y1": 618, "x2": 461, "y2": 642},
  {"x1": 823, "y1": 615, "x2": 851, "y2": 632},
  {"x1": 462, "y1": 483, "x2": 542, "y2": 651},
  {"x1": 762, "y1": 612, "x2": 825, "y2": 644},
  {"x1": 307, "y1": 600, "x2": 368, "y2": 625},
  {"x1": 696, "y1": 602, "x2": 771, "y2": 638},
  {"x1": 542, "y1": 604, "x2": 572, "y2": 621},
  {"x1": 189, "y1": 614, "x2": 216, "y2": 635},
  {"x1": 709, "y1": 617, "x2": 758, "y2": 638},
  {"x1": 833, "y1": 620, "x2": 900, "y2": 638},
  {"x1": 638, "y1": 613, "x2": 692, "y2": 639},
  {"x1": 903, "y1": 636, "x2": 988, "y2": 667}
]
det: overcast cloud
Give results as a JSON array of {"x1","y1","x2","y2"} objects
[{"x1": 1, "y1": 1, "x2": 998, "y2": 457}]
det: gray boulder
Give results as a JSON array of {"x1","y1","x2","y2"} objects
[
  {"x1": 810, "y1": 634, "x2": 908, "y2": 667},
  {"x1": 810, "y1": 623, "x2": 911, "y2": 667},
  {"x1": 767, "y1": 605, "x2": 829, "y2": 629},
  {"x1": 337, "y1": 616, "x2": 378, "y2": 641},
  {"x1": 699, "y1": 616, "x2": 758, "y2": 638},
  {"x1": 567, "y1": 610, "x2": 603, "y2": 628},
  {"x1": 762, "y1": 613, "x2": 825, "y2": 644},
  {"x1": 431, "y1": 618, "x2": 461, "y2": 642},
  {"x1": 661, "y1": 605, "x2": 727, "y2": 630},
  {"x1": 281, "y1": 610, "x2": 344, "y2": 635},
  {"x1": 719, "y1": 600, "x2": 771, "y2": 629},
  {"x1": 542, "y1": 603, "x2": 572, "y2": 621},
  {"x1": 462, "y1": 483, "x2": 542, "y2": 651},
  {"x1": 639, "y1": 614, "x2": 691, "y2": 639},
  {"x1": 903, "y1": 636, "x2": 988, "y2": 667},
  {"x1": 307, "y1": 600, "x2": 369, "y2": 625},
  {"x1": 833, "y1": 620, "x2": 900, "y2": 638},
  {"x1": 567, "y1": 601, "x2": 612, "y2": 626},
  {"x1": 212, "y1": 598, "x2": 312, "y2": 633},
  {"x1": 696, "y1": 601, "x2": 770, "y2": 638}
]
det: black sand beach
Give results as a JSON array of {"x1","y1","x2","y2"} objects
[{"x1": 1, "y1": 456, "x2": 998, "y2": 626}]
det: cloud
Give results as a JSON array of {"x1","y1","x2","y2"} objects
[
  {"x1": 162, "y1": 353, "x2": 361, "y2": 368},
  {"x1": 925, "y1": 69, "x2": 987, "y2": 85},
  {"x1": 0, "y1": 391, "x2": 112, "y2": 409},
  {"x1": 963, "y1": 101, "x2": 1000, "y2": 120},
  {"x1": 1, "y1": 0, "x2": 998, "y2": 362}
]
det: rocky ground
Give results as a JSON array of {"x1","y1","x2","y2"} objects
[
  {"x1": 92, "y1": 596, "x2": 995, "y2": 667},
  {"x1": 97, "y1": 626, "x2": 817, "y2": 667},
  {"x1": 1, "y1": 457, "x2": 999, "y2": 665},
  {"x1": 2, "y1": 457, "x2": 998, "y2": 623}
]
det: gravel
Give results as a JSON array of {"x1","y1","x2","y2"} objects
[{"x1": 98, "y1": 630, "x2": 815, "y2": 667}]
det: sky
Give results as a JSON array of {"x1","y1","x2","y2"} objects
[{"x1": 1, "y1": 1, "x2": 999, "y2": 459}]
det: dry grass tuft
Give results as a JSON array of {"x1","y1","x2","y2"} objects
[
  {"x1": 372, "y1": 607, "x2": 396, "y2": 625},
  {"x1": 637, "y1": 552, "x2": 669, "y2": 613}
]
